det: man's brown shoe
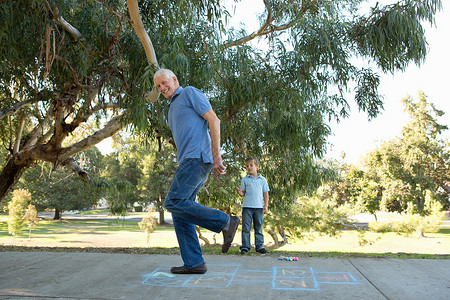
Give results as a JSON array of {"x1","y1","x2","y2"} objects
[
  {"x1": 222, "y1": 216, "x2": 240, "y2": 253},
  {"x1": 170, "y1": 262, "x2": 207, "y2": 274}
]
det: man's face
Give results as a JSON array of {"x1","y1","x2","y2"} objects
[{"x1": 154, "y1": 75, "x2": 179, "y2": 100}]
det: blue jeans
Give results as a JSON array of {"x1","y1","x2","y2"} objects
[
  {"x1": 165, "y1": 158, "x2": 229, "y2": 269},
  {"x1": 240, "y1": 207, "x2": 265, "y2": 251}
]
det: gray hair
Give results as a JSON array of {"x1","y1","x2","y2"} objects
[{"x1": 154, "y1": 69, "x2": 177, "y2": 81}]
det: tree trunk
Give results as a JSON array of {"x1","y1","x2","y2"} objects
[
  {"x1": 0, "y1": 156, "x2": 32, "y2": 202},
  {"x1": 268, "y1": 229, "x2": 279, "y2": 246},
  {"x1": 159, "y1": 208, "x2": 165, "y2": 224},
  {"x1": 277, "y1": 224, "x2": 288, "y2": 247},
  {"x1": 53, "y1": 208, "x2": 62, "y2": 220},
  {"x1": 126, "y1": 0, "x2": 160, "y2": 102},
  {"x1": 196, "y1": 226, "x2": 211, "y2": 246}
]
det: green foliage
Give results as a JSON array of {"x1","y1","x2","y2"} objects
[
  {"x1": 328, "y1": 92, "x2": 448, "y2": 219},
  {"x1": 362, "y1": 92, "x2": 449, "y2": 213},
  {"x1": 15, "y1": 147, "x2": 104, "y2": 215},
  {"x1": 368, "y1": 221, "x2": 393, "y2": 233},
  {"x1": 7, "y1": 189, "x2": 31, "y2": 236},
  {"x1": 265, "y1": 190, "x2": 353, "y2": 244},
  {"x1": 0, "y1": 0, "x2": 444, "y2": 237},
  {"x1": 352, "y1": 1, "x2": 441, "y2": 73},
  {"x1": 100, "y1": 135, "x2": 170, "y2": 216},
  {"x1": 369, "y1": 197, "x2": 445, "y2": 236},
  {"x1": 137, "y1": 140, "x2": 177, "y2": 220}
]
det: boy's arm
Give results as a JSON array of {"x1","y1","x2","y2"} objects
[
  {"x1": 263, "y1": 191, "x2": 269, "y2": 214},
  {"x1": 236, "y1": 187, "x2": 245, "y2": 197}
]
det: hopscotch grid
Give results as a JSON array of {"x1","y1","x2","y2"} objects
[
  {"x1": 316, "y1": 271, "x2": 360, "y2": 285},
  {"x1": 310, "y1": 267, "x2": 321, "y2": 290},
  {"x1": 207, "y1": 264, "x2": 240, "y2": 288},
  {"x1": 143, "y1": 264, "x2": 240, "y2": 289},
  {"x1": 272, "y1": 266, "x2": 321, "y2": 291},
  {"x1": 142, "y1": 264, "x2": 359, "y2": 290}
]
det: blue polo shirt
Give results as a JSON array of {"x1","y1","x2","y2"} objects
[
  {"x1": 240, "y1": 174, "x2": 270, "y2": 208},
  {"x1": 168, "y1": 86, "x2": 213, "y2": 164}
]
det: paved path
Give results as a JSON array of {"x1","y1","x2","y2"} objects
[{"x1": 0, "y1": 252, "x2": 448, "y2": 300}]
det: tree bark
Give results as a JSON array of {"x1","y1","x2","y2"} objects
[
  {"x1": 158, "y1": 208, "x2": 165, "y2": 225},
  {"x1": 53, "y1": 208, "x2": 62, "y2": 220},
  {"x1": 126, "y1": 0, "x2": 160, "y2": 102},
  {"x1": 0, "y1": 157, "x2": 31, "y2": 203},
  {"x1": 196, "y1": 225, "x2": 211, "y2": 246}
]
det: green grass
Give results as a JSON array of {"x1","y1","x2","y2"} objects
[
  {"x1": 77, "y1": 209, "x2": 110, "y2": 215},
  {"x1": 0, "y1": 217, "x2": 449, "y2": 259}
]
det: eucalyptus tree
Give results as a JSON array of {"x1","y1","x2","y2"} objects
[{"x1": 0, "y1": 0, "x2": 442, "y2": 214}]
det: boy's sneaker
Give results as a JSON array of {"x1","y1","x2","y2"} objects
[
  {"x1": 256, "y1": 248, "x2": 269, "y2": 254},
  {"x1": 222, "y1": 216, "x2": 240, "y2": 253},
  {"x1": 240, "y1": 249, "x2": 249, "y2": 255}
]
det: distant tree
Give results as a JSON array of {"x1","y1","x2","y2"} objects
[
  {"x1": 16, "y1": 147, "x2": 104, "y2": 219},
  {"x1": 24, "y1": 204, "x2": 40, "y2": 239},
  {"x1": 101, "y1": 154, "x2": 141, "y2": 215},
  {"x1": 362, "y1": 91, "x2": 449, "y2": 213},
  {"x1": 138, "y1": 207, "x2": 158, "y2": 247},
  {"x1": 138, "y1": 142, "x2": 177, "y2": 224}
]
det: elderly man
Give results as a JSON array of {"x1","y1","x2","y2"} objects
[{"x1": 153, "y1": 69, "x2": 240, "y2": 274}]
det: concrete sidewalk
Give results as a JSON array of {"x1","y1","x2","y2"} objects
[{"x1": 0, "y1": 251, "x2": 448, "y2": 300}]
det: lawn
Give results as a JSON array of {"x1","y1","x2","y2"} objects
[{"x1": 0, "y1": 213, "x2": 449, "y2": 257}]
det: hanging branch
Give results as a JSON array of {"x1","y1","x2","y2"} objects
[
  {"x1": 223, "y1": 0, "x2": 309, "y2": 49},
  {"x1": 126, "y1": 0, "x2": 160, "y2": 102}
]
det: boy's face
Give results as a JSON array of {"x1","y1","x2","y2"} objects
[{"x1": 245, "y1": 160, "x2": 258, "y2": 177}]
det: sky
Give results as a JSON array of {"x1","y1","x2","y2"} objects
[
  {"x1": 98, "y1": 1, "x2": 450, "y2": 163},
  {"x1": 326, "y1": 1, "x2": 450, "y2": 164}
]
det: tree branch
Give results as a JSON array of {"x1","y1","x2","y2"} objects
[
  {"x1": 58, "y1": 114, "x2": 127, "y2": 161},
  {"x1": 126, "y1": 0, "x2": 160, "y2": 102},
  {"x1": 223, "y1": 1, "x2": 308, "y2": 49},
  {"x1": 13, "y1": 117, "x2": 26, "y2": 154},
  {"x1": 93, "y1": 0, "x2": 132, "y2": 23},
  {"x1": 60, "y1": 157, "x2": 92, "y2": 184},
  {"x1": 23, "y1": 105, "x2": 54, "y2": 149},
  {"x1": 126, "y1": 0, "x2": 158, "y2": 68},
  {"x1": 44, "y1": 0, "x2": 82, "y2": 40},
  {"x1": 0, "y1": 99, "x2": 40, "y2": 120},
  {"x1": 70, "y1": 100, "x2": 119, "y2": 132},
  {"x1": 54, "y1": 55, "x2": 89, "y2": 88}
]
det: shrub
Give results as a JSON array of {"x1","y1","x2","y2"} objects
[
  {"x1": 7, "y1": 189, "x2": 31, "y2": 236},
  {"x1": 368, "y1": 221, "x2": 393, "y2": 233}
]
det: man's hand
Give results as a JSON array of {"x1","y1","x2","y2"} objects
[
  {"x1": 203, "y1": 109, "x2": 225, "y2": 177},
  {"x1": 213, "y1": 156, "x2": 226, "y2": 176}
]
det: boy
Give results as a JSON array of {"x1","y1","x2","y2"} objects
[{"x1": 236, "y1": 157, "x2": 270, "y2": 254}]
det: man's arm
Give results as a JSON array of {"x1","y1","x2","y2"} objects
[{"x1": 202, "y1": 109, "x2": 226, "y2": 176}]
